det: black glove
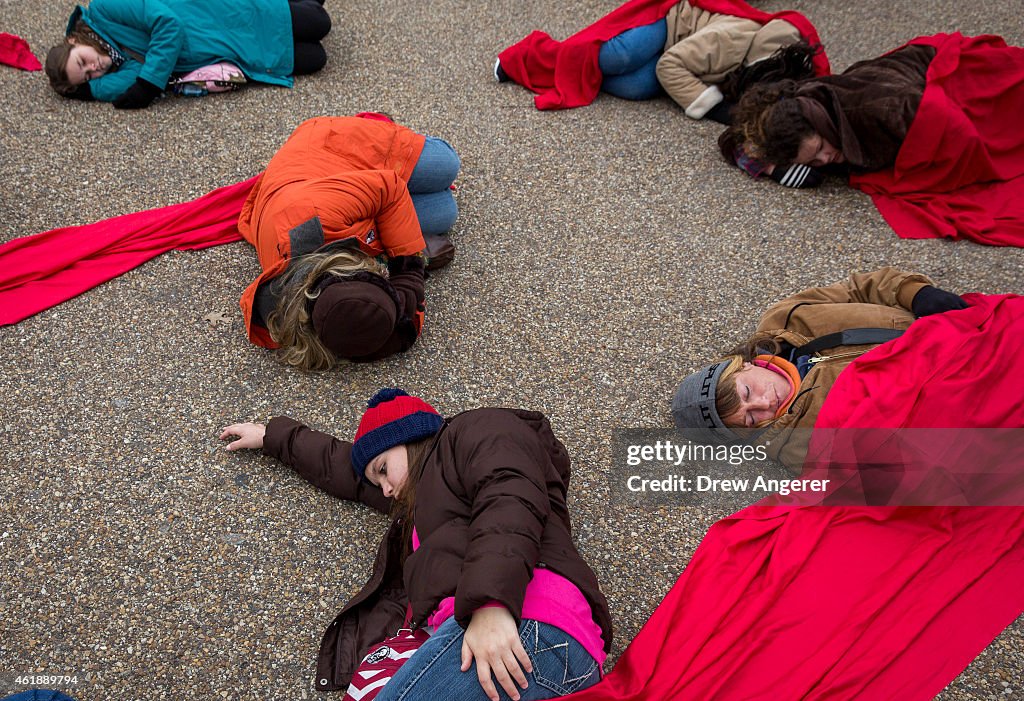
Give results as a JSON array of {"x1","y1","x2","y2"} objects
[
  {"x1": 65, "y1": 83, "x2": 95, "y2": 102},
  {"x1": 911, "y1": 285, "x2": 968, "y2": 318},
  {"x1": 386, "y1": 254, "x2": 426, "y2": 275},
  {"x1": 112, "y1": 78, "x2": 163, "y2": 109},
  {"x1": 769, "y1": 163, "x2": 824, "y2": 189},
  {"x1": 705, "y1": 99, "x2": 737, "y2": 126}
]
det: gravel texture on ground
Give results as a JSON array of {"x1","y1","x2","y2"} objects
[{"x1": 1, "y1": 0, "x2": 1021, "y2": 698}]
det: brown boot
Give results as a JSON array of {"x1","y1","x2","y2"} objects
[{"x1": 424, "y1": 234, "x2": 455, "y2": 271}]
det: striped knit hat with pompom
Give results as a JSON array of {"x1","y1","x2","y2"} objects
[{"x1": 350, "y1": 388, "x2": 444, "y2": 481}]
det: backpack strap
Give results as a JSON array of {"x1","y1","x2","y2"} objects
[{"x1": 793, "y1": 328, "x2": 905, "y2": 357}]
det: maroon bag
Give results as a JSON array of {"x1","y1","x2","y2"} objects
[{"x1": 342, "y1": 627, "x2": 430, "y2": 701}]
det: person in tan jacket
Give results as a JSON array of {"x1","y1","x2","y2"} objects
[
  {"x1": 591, "y1": 1, "x2": 814, "y2": 119},
  {"x1": 656, "y1": 4, "x2": 801, "y2": 118},
  {"x1": 671, "y1": 268, "x2": 968, "y2": 471}
]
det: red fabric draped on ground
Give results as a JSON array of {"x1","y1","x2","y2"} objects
[
  {"x1": 851, "y1": 34, "x2": 1024, "y2": 246},
  {"x1": 0, "y1": 33, "x2": 42, "y2": 71},
  {"x1": 498, "y1": 0, "x2": 829, "y2": 110},
  {"x1": 0, "y1": 177, "x2": 256, "y2": 326},
  {"x1": 566, "y1": 294, "x2": 1024, "y2": 700}
]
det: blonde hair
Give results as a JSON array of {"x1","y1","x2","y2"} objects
[
  {"x1": 266, "y1": 249, "x2": 386, "y2": 372},
  {"x1": 713, "y1": 355, "x2": 746, "y2": 424}
]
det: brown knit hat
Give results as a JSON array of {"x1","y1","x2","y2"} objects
[{"x1": 311, "y1": 279, "x2": 398, "y2": 359}]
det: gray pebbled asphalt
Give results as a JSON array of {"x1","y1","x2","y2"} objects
[{"x1": 1, "y1": 0, "x2": 1022, "y2": 698}]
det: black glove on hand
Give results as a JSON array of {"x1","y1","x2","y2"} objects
[
  {"x1": 769, "y1": 163, "x2": 824, "y2": 189},
  {"x1": 113, "y1": 78, "x2": 162, "y2": 109},
  {"x1": 705, "y1": 99, "x2": 736, "y2": 126},
  {"x1": 386, "y1": 254, "x2": 426, "y2": 276},
  {"x1": 911, "y1": 285, "x2": 968, "y2": 318},
  {"x1": 66, "y1": 83, "x2": 95, "y2": 101}
]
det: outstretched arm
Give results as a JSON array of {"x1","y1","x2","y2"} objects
[
  {"x1": 220, "y1": 422, "x2": 267, "y2": 451},
  {"x1": 219, "y1": 416, "x2": 391, "y2": 513}
]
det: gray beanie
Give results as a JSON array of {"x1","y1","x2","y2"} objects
[{"x1": 671, "y1": 361, "x2": 741, "y2": 444}]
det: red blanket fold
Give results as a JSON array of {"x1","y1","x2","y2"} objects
[
  {"x1": 498, "y1": 0, "x2": 829, "y2": 110},
  {"x1": 567, "y1": 294, "x2": 1024, "y2": 700},
  {"x1": 851, "y1": 34, "x2": 1024, "y2": 246},
  {"x1": 0, "y1": 177, "x2": 255, "y2": 326},
  {"x1": 0, "y1": 33, "x2": 42, "y2": 72}
]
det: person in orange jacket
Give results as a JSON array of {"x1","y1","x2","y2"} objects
[{"x1": 237, "y1": 114, "x2": 460, "y2": 371}]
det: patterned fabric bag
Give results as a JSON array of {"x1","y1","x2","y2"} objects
[
  {"x1": 342, "y1": 628, "x2": 430, "y2": 701},
  {"x1": 170, "y1": 62, "x2": 247, "y2": 96}
]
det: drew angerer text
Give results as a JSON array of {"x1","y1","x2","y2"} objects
[{"x1": 627, "y1": 475, "x2": 831, "y2": 496}]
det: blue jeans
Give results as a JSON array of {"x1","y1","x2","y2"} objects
[
  {"x1": 374, "y1": 618, "x2": 601, "y2": 701},
  {"x1": 408, "y1": 136, "x2": 460, "y2": 236},
  {"x1": 598, "y1": 19, "x2": 666, "y2": 100}
]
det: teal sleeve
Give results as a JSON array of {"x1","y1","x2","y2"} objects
[
  {"x1": 88, "y1": 59, "x2": 142, "y2": 101},
  {"x1": 89, "y1": 0, "x2": 185, "y2": 89}
]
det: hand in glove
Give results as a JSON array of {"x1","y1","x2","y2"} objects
[
  {"x1": 769, "y1": 163, "x2": 824, "y2": 189},
  {"x1": 386, "y1": 254, "x2": 426, "y2": 275},
  {"x1": 113, "y1": 78, "x2": 162, "y2": 109},
  {"x1": 911, "y1": 285, "x2": 968, "y2": 318},
  {"x1": 65, "y1": 82, "x2": 95, "y2": 101}
]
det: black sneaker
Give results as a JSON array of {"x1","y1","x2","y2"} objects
[{"x1": 494, "y1": 58, "x2": 510, "y2": 83}]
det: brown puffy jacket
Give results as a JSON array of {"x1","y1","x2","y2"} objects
[
  {"x1": 795, "y1": 44, "x2": 936, "y2": 170},
  {"x1": 263, "y1": 408, "x2": 613, "y2": 691}
]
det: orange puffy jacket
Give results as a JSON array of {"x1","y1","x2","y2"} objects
[{"x1": 238, "y1": 116, "x2": 427, "y2": 347}]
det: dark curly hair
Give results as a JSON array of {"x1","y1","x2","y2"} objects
[
  {"x1": 714, "y1": 42, "x2": 821, "y2": 167},
  {"x1": 732, "y1": 79, "x2": 816, "y2": 165},
  {"x1": 719, "y1": 41, "x2": 820, "y2": 103}
]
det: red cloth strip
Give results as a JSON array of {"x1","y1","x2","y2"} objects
[
  {"x1": 566, "y1": 295, "x2": 1024, "y2": 700},
  {"x1": 0, "y1": 176, "x2": 256, "y2": 325},
  {"x1": 0, "y1": 33, "x2": 42, "y2": 72}
]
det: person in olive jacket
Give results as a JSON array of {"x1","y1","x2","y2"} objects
[
  {"x1": 45, "y1": 0, "x2": 331, "y2": 108},
  {"x1": 220, "y1": 388, "x2": 612, "y2": 701}
]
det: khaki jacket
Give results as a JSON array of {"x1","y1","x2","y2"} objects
[
  {"x1": 656, "y1": 2, "x2": 800, "y2": 111},
  {"x1": 754, "y1": 268, "x2": 932, "y2": 471}
]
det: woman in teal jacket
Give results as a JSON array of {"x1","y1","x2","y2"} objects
[{"x1": 44, "y1": 0, "x2": 331, "y2": 108}]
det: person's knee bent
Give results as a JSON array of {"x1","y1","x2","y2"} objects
[
  {"x1": 598, "y1": 19, "x2": 666, "y2": 76},
  {"x1": 292, "y1": 42, "x2": 327, "y2": 75},
  {"x1": 290, "y1": 0, "x2": 332, "y2": 42},
  {"x1": 407, "y1": 138, "x2": 461, "y2": 193},
  {"x1": 602, "y1": 55, "x2": 662, "y2": 100},
  {"x1": 412, "y1": 191, "x2": 458, "y2": 236}
]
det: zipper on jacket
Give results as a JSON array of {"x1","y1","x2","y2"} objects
[{"x1": 808, "y1": 349, "x2": 866, "y2": 364}]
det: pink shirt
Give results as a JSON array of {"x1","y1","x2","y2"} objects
[{"x1": 412, "y1": 528, "x2": 606, "y2": 665}]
